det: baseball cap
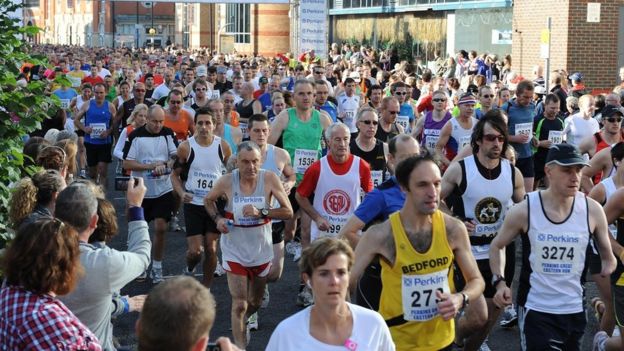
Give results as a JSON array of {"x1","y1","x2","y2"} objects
[
  {"x1": 259, "y1": 77, "x2": 268, "y2": 84},
  {"x1": 196, "y1": 65, "x2": 208, "y2": 77},
  {"x1": 349, "y1": 71, "x2": 361, "y2": 82},
  {"x1": 569, "y1": 72, "x2": 583, "y2": 82},
  {"x1": 458, "y1": 93, "x2": 477, "y2": 105},
  {"x1": 217, "y1": 66, "x2": 227, "y2": 74},
  {"x1": 534, "y1": 85, "x2": 547, "y2": 95},
  {"x1": 602, "y1": 105, "x2": 624, "y2": 118},
  {"x1": 545, "y1": 144, "x2": 588, "y2": 167}
]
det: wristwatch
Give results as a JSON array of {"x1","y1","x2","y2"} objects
[
  {"x1": 491, "y1": 274, "x2": 506, "y2": 289},
  {"x1": 260, "y1": 208, "x2": 269, "y2": 218},
  {"x1": 460, "y1": 292, "x2": 469, "y2": 309}
]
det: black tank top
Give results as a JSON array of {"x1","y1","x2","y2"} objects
[
  {"x1": 236, "y1": 99, "x2": 256, "y2": 120},
  {"x1": 375, "y1": 122, "x2": 400, "y2": 143},
  {"x1": 349, "y1": 138, "x2": 386, "y2": 172}
]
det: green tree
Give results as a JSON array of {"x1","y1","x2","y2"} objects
[{"x1": 0, "y1": 0, "x2": 62, "y2": 248}]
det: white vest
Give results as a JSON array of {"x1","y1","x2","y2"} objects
[
  {"x1": 337, "y1": 94, "x2": 361, "y2": 133},
  {"x1": 185, "y1": 136, "x2": 225, "y2": 205},
  {"x1": 461, "y1": 155, "x2": 513, "y2": 260},
  {"x1": 311, "y1": 156, "x2": 362, "y2": 241},
  {"x1": 521, "y1": 191, "x2": 590, "y2": 314},
  {"x1": 450, "y1": 117, "x2": 477, "y2": 152}
]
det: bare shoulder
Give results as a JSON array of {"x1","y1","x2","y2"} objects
[
  {"x1": 442, "y1": 213, "x2": 467, "y2": 244},
  {"x1": 361, "y1": 220, "x2": 394, "y2": 258}
]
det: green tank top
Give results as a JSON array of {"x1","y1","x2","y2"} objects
[{"x1": 283, "y1": 108, "x2": 323, "y2": 184}]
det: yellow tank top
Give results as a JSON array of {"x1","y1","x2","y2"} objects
[{"x1": 379, "y1": 211, "x2": 455, "y2": 351}]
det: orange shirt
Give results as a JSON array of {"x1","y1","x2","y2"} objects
[
  {"x1": 165, "y1": 110, "x2": 192, "y2": 141},
  {"x1": 229, "y1": 111, "x2": 240, "y2": 127}
]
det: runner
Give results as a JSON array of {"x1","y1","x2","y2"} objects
[
  {"x1": 367, "y1": 84, "x2": 383, "y2": 110},
  {"x1": 376, "y1": 97, "x2": 404, "y2": 143},
  {"x1": 171, "y1": 107, "x2": 232, "y2": 289},
  {"x1": 532, "y1": 93, "x2": 564, "y2": 189},
  {"x1": 391, "y1": 82, "x2": 416, "y2": 133},
  {"x1": 235, "y1": 82, "x2": 263, "y2": 138},
  {"x1": 204, "y1": 141, "x2": 293, "y2": 349},
  {"x1": 187, "y1": 79, "x2": 211, "y2": 110},
  {"x1": 441, "y1": 112, "x2": 525, "y2": 350},
  {"x1": 113, "y1": 82, "x2": 153, "y2": 132},
  {"x1": 336, "y1": 77, "x2": 362, "y2": 133},
  {"x1": 296, "y1": 122, "x2": 373, "y2": 306},
  {"x1": 489, "y1": 143, "x2": 616, "y2": 351},
  {"x1": 350, "y1": 153, "x2": 485, "y2": 351},
  {"x1": 73, "y1": 82, "x2": 116, "y2": 187},
  {"x1": 123, "y1": 105, "x2": 179, "y2": 284},
  {"x1": 578, "y1": 105, "x2": 624, "y2": 182},
  {"x1": 209, "y1": 98, "x2": 243, "y2": 156},
  {"x1": 436, "y1": 93, "x2": 478, "y2": 167},
  {"x1": 70, "y1": 83, "x2": 92, "y2": 178},
  {"x1": 349, "y1": 107, "x2": 388, "y2": 188},
  {"x1": 314, "y1": 80, "x2": 338, "y2": 123},
  {"x1": 413, "y1": 89, "x2": 452, "y2": 153}
]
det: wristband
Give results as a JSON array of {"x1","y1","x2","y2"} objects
[{"x1": 122, "y1": 297, "x2": 130, "y2": 314}]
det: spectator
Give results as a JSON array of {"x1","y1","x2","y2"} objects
[
  {"x1": 8, "y1": 169, "x2": 66, "y2": 229},
  {"x1": 137, "y1": 276, "x2": 241, "y2": 351},
  {"x1": 0, "y1": 219, "x2": 102, "y2": 350}
]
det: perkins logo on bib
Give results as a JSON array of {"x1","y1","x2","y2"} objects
[{"x1": 323, "y1": 190, "x2": 350, "y2": 215}]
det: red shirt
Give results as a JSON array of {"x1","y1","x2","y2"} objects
[
  {"x1": 417, "y1": 93, "x2": 433, "y2": 114},
  {"x1": 297, "y1": 154, "x2": 373, "y2": 198},
  {"x1": 82, "y1": 75, "x2": 104, "y2": 86}
]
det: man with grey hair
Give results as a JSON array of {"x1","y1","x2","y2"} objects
[
  {"x1": 295, "y1": 122, "x2": 373, "y2": 306},
  {"x1": 204, "y1": 141, "x2": 293, "y2": 349},
  {"x1": 123, "y1": 104, "x2": 178, "y2": 283},
  {"x1": 56, "y1": 178, "x2": 151, "y2": 351}
]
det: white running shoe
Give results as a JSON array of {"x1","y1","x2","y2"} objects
[
  {"x1": 150, "y1": 267, "x2": 164, "y2": 284},
  {"x1": 214, "y1": 260, "x2": 226, "y2": 277},
  {"x1": 247, "y1": 312, "x2": 258, "y2": 331}
]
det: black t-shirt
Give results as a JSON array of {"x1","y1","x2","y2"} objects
[
  {"x1": 533, "y1": 114, "x2": 565, "y2": 160},
  {"x1": 214, "y1": 81, "x2": 233, "y2": 94}
]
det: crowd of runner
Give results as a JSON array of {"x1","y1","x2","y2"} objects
[{"x1": 3, "y1": 42, "x2": 624, "y2": 351}]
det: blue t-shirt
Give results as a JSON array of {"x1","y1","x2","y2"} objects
[
  {"x1": 504, "y1": 99, "x2": 536, "y2": 159},
  {"x1": 318, "y1": 101, "x2": 338, "y2": 123},
  {"x1": 258, "y1": 92, "x2": 272, "y2": 112},
  {"x1": 354, "y1": 177, "x2": 405, "y2": 224},
  {"x1": 53, "y1": 88, "x2": 78, "y2": 117},
  {"x1": 400, "y1": 103, "x2": 415, "y2": 122}
]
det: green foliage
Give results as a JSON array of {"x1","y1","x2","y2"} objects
[{"x1": 0, "y1": 0, "x2": 62, "y2": 249}]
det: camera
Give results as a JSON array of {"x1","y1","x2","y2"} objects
[
  {"x1": 114, "y1": 176, "x2": 139, "y2": 191},
  {"x1": 206, "y1": 343, "x2": 220, "y2": 351}
]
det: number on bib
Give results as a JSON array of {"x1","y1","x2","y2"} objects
[
  {"x1": 402, "y1": 269, "x2": 451, "y2": 321},
  {"x1": 535, "y1": 232, "x2": 583, "y2": 275},
  {"x1": 294, "y1": 149, "x2": 318, "y2": 175},
  {"x1": 548, "y1": 130, "x2": 563, "y2": 144},
  {"x1": 90, "y1": 123, "x2": 107, "y2": 139}
]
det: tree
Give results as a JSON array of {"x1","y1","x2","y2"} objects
[{"x1": 0, "y1": 0, "x2": 62, "y2": 249}]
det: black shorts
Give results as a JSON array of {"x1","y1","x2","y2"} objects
[
  {"x1": 516, "y1": 156, "x2": 535, "y2": 178},
  {"x1": 355, "y1": 260, "x2": 382, "y2": 311},
  {"x1": 533, "y1": 156, "x2": 546, "y2": 181},
  {"x1": 142, "y1": 191, "x2": 174, "y2": 223},
  {"x1": 455, "y1": 241, "x2": 515, "y2": 299},
  {"x1": 184, "y1": 203, "x2": 219, "y2": 237},
  {"x1": 586, "y1": 240, "x2": 602, "y2": 275},
  {"x1": 85, "y1": 142, "x2": 112, "y2": 167},
  {"x1": 518, "y1": 306, "x2": 585, "y2": 351},
  {"x1": 613, "y1": 284, "x2": 624, "y2": 327},
  {"x1": 272, "y1": 221, "x2": 285, "y2": 244},
  {"x1": 288, "y1": 186, "x2": 300, "y2": 213}
]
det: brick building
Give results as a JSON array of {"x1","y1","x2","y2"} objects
[{"x1": 512, "y1": 0, "x2": 624, "y2": 92}]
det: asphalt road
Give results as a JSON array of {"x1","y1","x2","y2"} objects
[{"x1": 106, "y1": 180, "x2": 600, "y2": 351}]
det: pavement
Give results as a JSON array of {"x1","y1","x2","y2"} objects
[{"x1": 106, "y1": 181, "x2": 600, "y2": 351}]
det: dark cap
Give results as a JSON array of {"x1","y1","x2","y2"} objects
[
  {"x1": 569, "y1": 72, "x2": 583, "y2": 82},
  {"x1": 144, "y1": 73, "x2": 154, "y2": 79},
  {"x1": 545, "y1": 143, "x2": 588, "y2": 167},
  {"x1": 602, "y1": 105, "x2": 624, "y2": 118},
  {"x1": 259, "y1": 77, "x2": 268, "y2": 84}
]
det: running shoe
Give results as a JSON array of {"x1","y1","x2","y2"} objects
[
  {"x1": 182, "y1": 266, "x2": 195, "y2": 277},
  {"x1": 478, "y1": 339, "x2": 491, "y2": 351},
  {"x1": 150, "y1": 266, "x2": 164, "y2": 284},
  {"x1": 214, "y1": 260, "x2": 226, "y2": 277},
  {"x1": 285, "y1": 241, "x2": 296, "y2": 256},
  {"x1": 593, "y1": 331, "x2": 608, "y2": 351},
  {"x1": 293, "y1": 243, "x2": 302, "y2": 262},
  {"x1": 79, "y1": 169, "x2": 88, "y2": 179},
  {"x1": 261, "y1": 285, "x2": 270, "y2": 308},
  {"x1": 247, "y1": 312, "x2": 258, "y2": 331},
  {"x1": 169, "y1": 216, "x2": 182, "y2": 232},
  {"x1": 499, "y1": 304, "x2": 518, "y2": 328},
  {"x1": 296, "y1": 286, "x2": 314, "y2": 307}
]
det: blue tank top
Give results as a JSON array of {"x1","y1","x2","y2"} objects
[
  {"x1": 223, "y1": 124, "x2": 237, "y2": 155},
  {"x1": 85, "y1": 100, "x2": 112, "y2": 145}
]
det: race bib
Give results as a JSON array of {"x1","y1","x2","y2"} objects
[
  {"x1": 402, "y1": 269, "x2": 451, "y2": 321},
  {"x1": 534, "y1": 232, "x2": 583, "y2": 275},
  {"x1": 425, "y1": 135, "x2": 440, "y2": 151},
  {"x1": 459, "y1": 135, "x2": 471, "y2": 150},
  {"x1": 548, "y1": 130, "x2": 563, "y2": 144},
  {"x1": 371, "y1": 170, "x2": 384, "y2": 188},
  {"x1": 515, "y1": 122, "x2": 533, "y2": 143},
  {"x1": 60, "y1": 99, "x2": 70, "y2": 110},
  {"x1": 189, "y1": 171, "x2": 218, "y2": 199},
  {"x1": 210, "y1": 90, "x2": 220, "y2": 99},
  {"x1": 232, "y1": 196, "x2": 265, "y2": 226},
  {"x1": 317, "y1": 214, "x2": 349, "y2": 238},
  {"x1": 294, "y1": 149, "x2": 318, "y2": 175},
  {"x1": 239, "y1": 122, "x2": 248, "y2": 137},
  {"x1": 397, "y1": 116, "x2": 410, "y2": 133},
  {"x1": 90, "y1": 123, "x2": 107, "y2": 139}
]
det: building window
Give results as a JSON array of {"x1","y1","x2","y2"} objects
[
  {"x1": 67, "y1": 0, "x2": 73, "y2": 8},
  {"x1": 226, "y1": 3, "x2": 250, "y2": 44}
]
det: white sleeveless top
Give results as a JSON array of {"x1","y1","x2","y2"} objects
[
  {"x1": 521, "y1": 191, "x2": 590, "y2": 314},
  {"x1": 461, "y1": 155, "x2": 513, "y2": 260},
  {"x1": 450, "y1": 117, "x2": 477, "y2": 152},
  {"x1": 185, "y1": 136, "x2": 225, "y2": 206},
  {"x1": 337, "y1": 93, "x2": 361, "y2": 133},
  {"x1": 311, "y1": 156, "x2": 361, "y2": 241}
]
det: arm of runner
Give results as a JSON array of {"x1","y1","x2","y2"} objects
[
  {"x1": 252, "y1": 100, "x2": 263, "y2": 115},
  {"x1": 489, "y1": 201, "x2": 528, "y2": 308},
  {"x1": 319, "y1": 112, "x2": 333, "y2": 131},
  {"x1": 439, "y1": 215, "x2": 485, "y2": 320},
  {"x1": 411, "y1": 115, "x2": 425, "y2": 140},
  {"x1": 100, "y1": 103, "x2": 117, "y2": 138},
  {"x1": 204, "y1": 175, "x2": 231, "y2": 233},
  {"x1": 113, "y1": 128, "x2": 128, "y2": 160},
  {"x1": 435, "y1": 121, "x2": 452, "y2": 166},
  {"x1": 581, "y1": 149, "x2": 607, "y2": 193},
  {"x1": 603, "y1": 189, "x2": 624, "y2": 261},
  {"x1": 278, "y1": 148, "x2": 296, "y2": 195},
  {"x1": 577, "y1": 134, "x2": 595, "y2": 157},
  {"x1": 266, "y1": 172, "x2": 293, "y2": 220},
  {"x1": 268, "y1": 110, "x2": 288, "y2": 145},
  {"x1": 112, "y1": 103, "x2": 125, "y2": 133},
  {"x1": 512, "y1": 166, "x2": 526, "y2": 203},
  {"x1": 73, "y1": 102, "x2": 90, "y2": 133},
  {"x1": 440, "y1": 161, "x2": 461, "y2": 216},
  {"x1": 295, "y1": 192, "x2": 328, "y2": 231},
  {"x1": 349, "y1": 221, "x2": 392, "y2": 293},
  {"x1": 588, "y1": 182, "x2": 607, "y2": 205},
  {"x1": 221, "y1": 139, "x2": 233, "y2": 164},
  {"x1": 231, "y1": 126, "x2": 243, "y2": 146},
  {"x1": 338, "y1": 215, "x2": 366, "y2": 249},
  {"x1": 171, "y1": 141, "x2": 192, "y2": 203},
  {"x1": 588, "y1": 198, "x2": 617, "y2": 278}
]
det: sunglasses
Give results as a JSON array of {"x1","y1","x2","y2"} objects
[
  {"x1": 481, "y1": 94, "x2": 495, "y2": 98},
  {"x1": 606, "y1": 117, "x2": 623, "y2": 123},
  {"x1": 483, "y1": 134, "x2": 505, "y2": 142},
  {"x1": 314, "y1": 71, "x2": 324, "y2": 75},
  {"x1": 195, "y1": 88, "x2": 207, "y2": 91},
  {"x1": 394, "y1": 92, "x2": 408, "y2": 95},
  {"x1": 360, "y1": 120, "x2": 379, "y2": 125},
  {"x1": 135, "y1": 89, "x2": 146, "y2": 92},
  {"x1": 387, "y1": 111, "x2": 399, "y2": 115},
  {"x1": 432, "y1": 98, "x2": 447, "y2": 102}
]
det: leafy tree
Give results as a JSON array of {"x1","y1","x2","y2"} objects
[{"x1": 0, "y1": 0, "x2": 62, "y2": 249}]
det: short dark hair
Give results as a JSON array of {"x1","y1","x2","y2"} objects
[
  {"x1": 544, "y1": 93, "x2": 560, "y2": 105},
  {"x1": 344, "y1": 77, "x2": 356, "y2": 85},
  {"x1": 470, "y1": 110, "x2": 509, "y2": 155},
  {"x1": 248, "y1": 113, "x2": 269, "y2": 130},
  {"x1": 366, "y1": 84, "x2": 382, "y2": 99},
  {"x1": 516, "y1": 80, "x2": 535, "y2": 95},
  {"x1": 395, "y1": 151, "x2": 437, "y2": 189},
  {"x1": 612, "y1": 142, "x2": 624, "y2": 162},
  {"x1": 194, "y1": 107, "x2": 215, "y2": 124},
  {"x1": 391, "y1": 81, "x2": 407, "y2": 92}
]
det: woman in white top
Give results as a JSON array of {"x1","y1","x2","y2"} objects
[
  {"x1": 563, "y1": 94, "x2": 599, "y2": 148},
  {"x1": 266, "y1": 237, "x2": 395, "y2": 351},
  {"x1": 115, "y1": 81, "x2": 133, "y2": 109},
  {"x1": 113, "y1": 103, "x2": 148, "y2": 161}
]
